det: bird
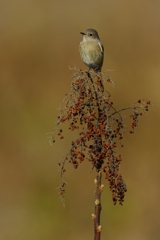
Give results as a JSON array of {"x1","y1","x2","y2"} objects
[{"x1": 79, "y1": 28, "x2": 104, "y2": 72}]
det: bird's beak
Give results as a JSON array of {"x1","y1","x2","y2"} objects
[{"x1": 80, "y1": 32, "x2": 85, "y2": 35}]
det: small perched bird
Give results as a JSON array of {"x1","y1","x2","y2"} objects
[{"x1": 79, "y1": 28, "x2": 104, "y2": 72}]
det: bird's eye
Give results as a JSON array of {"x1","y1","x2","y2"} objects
[{"x1": 89, "y1": 33, "x2": 93, "y2": 36}]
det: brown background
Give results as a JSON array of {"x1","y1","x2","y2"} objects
[{"x1": 0, "y1": 1, "x2": 160, "y2": 239}]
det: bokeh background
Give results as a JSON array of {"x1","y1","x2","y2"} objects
[{"x1": 0, "y1": 1, "x2": 160, "y2": 239}]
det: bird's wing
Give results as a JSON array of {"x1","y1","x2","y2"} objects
[{"x1": 98, "y1": 42, "x2": 104, "y2": 54}]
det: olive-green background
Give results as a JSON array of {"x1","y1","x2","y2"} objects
[{"x1": 0, "y1": 1, "x2": 160, "y2": 239}]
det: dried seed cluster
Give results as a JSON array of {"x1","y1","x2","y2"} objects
[{"x1": 52, "y1": 68, "x2": 151, "y2": 205}]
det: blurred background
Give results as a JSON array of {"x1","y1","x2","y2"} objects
[{"x1": 0, "y1": 0, "x2": 160, "y2": 239}]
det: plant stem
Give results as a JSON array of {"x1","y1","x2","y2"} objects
[{"x1": 94, "y1": 171, "x2": 103, "y2": 240}]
